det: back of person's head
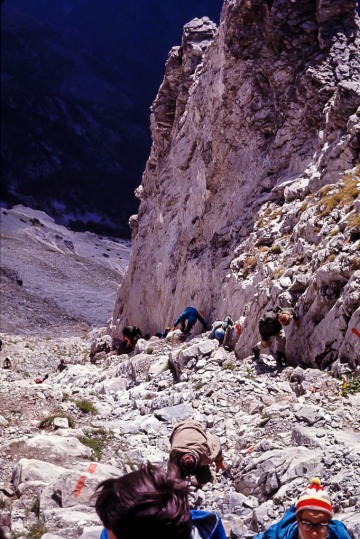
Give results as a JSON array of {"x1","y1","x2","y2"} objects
[
  {"x1": 93, "y1": 462, "x2": 192, "y2": 539},
  {"x1": 0, "y1": 526, "x2": 8, "y2": 539},
  {"x1": 278, "y1": 310, "x2": 292, "y2": 325}
]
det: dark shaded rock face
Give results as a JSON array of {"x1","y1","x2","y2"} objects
[
  {"x1": 113, "y1": 1, "x2": 360, "y2": 368},
  {"x1": 1, "y1": 5, "x2": 150, "y2": 238},
  {"x1": 1, "y1": 1, "x2": 223, "y2": 238}
]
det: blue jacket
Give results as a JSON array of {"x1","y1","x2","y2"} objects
[
  {"x1": 254, "y1": 507, "x2": 351, "y2": 539},
  {"x1": 191, "y1": 509, "x2": 227, "y2": 539},
  {"x1": 174, "y1": 307, "x2": 207, "y2": 330},
  {"x1": 99, "y1": 510, "x2": 226, "y2": 539}
]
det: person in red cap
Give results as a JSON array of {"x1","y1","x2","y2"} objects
[
  {"x1": 168, "y1": 420, "x2": 225, "y2": 486},
  {"x1": 254, "y1": 478, "x2": 351, "y2": 539}
]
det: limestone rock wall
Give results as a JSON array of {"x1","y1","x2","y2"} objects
[{"x1": 113, "y1": 0, "x2": 360, "y2": 367}]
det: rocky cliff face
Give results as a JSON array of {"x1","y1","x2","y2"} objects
[{"x1": 113, "y1": 0, "x2": 360, "y2": 368}]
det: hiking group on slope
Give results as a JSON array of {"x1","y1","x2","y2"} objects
[
  {"x1": 1, "y1": 306, "x2": 352, "y2": 539},
  {"x1": 87, "y1": 309, "x2": 355, "y2": 538},
  {"x1": 122, "y1": 303, "x2": 299, "y2": 367}
]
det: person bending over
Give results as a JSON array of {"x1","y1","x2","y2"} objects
[
  {"x1": 208, "y1": 315, "x2": 235, "y2": 345},
  {"x1": 169, "y1": 419, "x2": 226, "y2": 486},
  {"x1": 253, "y1": 307, "x2": 299, "y2": 366},
  {"x1": 170, "y1": 307, "x2": 207, "y2": 335},
  {"x1": 122, "y1": 325, "x2": 142, "y2": 352}
]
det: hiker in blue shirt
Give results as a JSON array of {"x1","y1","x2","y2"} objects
[
  {"x1": 170, "y1": 306, "x2": 207, "y2": 334},
  {"x1": 255, "y1": 478, "x2": 351, "y2": 539},
  {"x1": 94, "y1": 462, "x2": 226, "y2": 539}
]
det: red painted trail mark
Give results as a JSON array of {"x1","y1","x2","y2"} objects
[
  {"x1": 88, "y1": 463, "x2": 97, "y2": 473},
  {"x1": 74, "y1": 476, "x2": 87, "y2": 497},
  {"x1": 352, "y1": 327, "x2": 360, "y2": 339},
  {"x1": 73, "y1": 463, "x2": 97, "y2": 497}
]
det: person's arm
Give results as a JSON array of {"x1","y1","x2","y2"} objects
[
  {"x1": 208, "y1": 322, "x2": 219, "y2": 339},
  {"x1": 173, "y1": 313, "x2": 184, "y2": 327},
  {"x1": 290, "y1": 309, "x2": 301, "y2": 327},
  {"x1": 214, "y1": 445, "x2": 226, "y2": 470},
  {"x1": 215, "y1": 459, "x2": 226, "y2": 471},
  {"x1": 135, "y1": 327, "x2": 142, "y2": 338},
  {"x1": 329, "y1": 519, "x2": 352, "y2": 539}
]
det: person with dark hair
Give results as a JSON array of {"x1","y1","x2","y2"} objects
[
  {"x1": 122, "y1": 325, "x2": 142, "y2": 352},
  {"x1": 170, "y1": 307, "x2": 207, "y2": 335},
  {"x1": 169, "y1": 420, "x2": 226, "y2": 486},
  {"x1": 3, "y1": 357, "x2": 12, "y2": 369},
  {"x1": 93, "y1": 462, "x2": 226, "y2": 539},
  {"x1": 252, "y1": 307, "x2": 299, "y2": 366},
  {"x1": 254, "y1": 478, "x2": 351, "y2": 539}
]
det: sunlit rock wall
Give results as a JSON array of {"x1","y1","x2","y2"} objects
[{"x1": 113, "y1": 0, "x2": 360, "y2": 367}]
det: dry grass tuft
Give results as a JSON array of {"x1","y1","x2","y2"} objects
[{"x1": 317, "y1": 169, "x2": 359, "y2": 218}]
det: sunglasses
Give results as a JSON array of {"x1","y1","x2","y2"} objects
[{"x1": 299, "y1": 519, "x2": 330, "y2": 532}]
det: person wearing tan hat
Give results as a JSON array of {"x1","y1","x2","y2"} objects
[
  {"x1": 254, "y1": 478, "x2": 351, "y2": 539},
  {"x1": 168, "y1": 420, "x2": 225, "y2": 486}
]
